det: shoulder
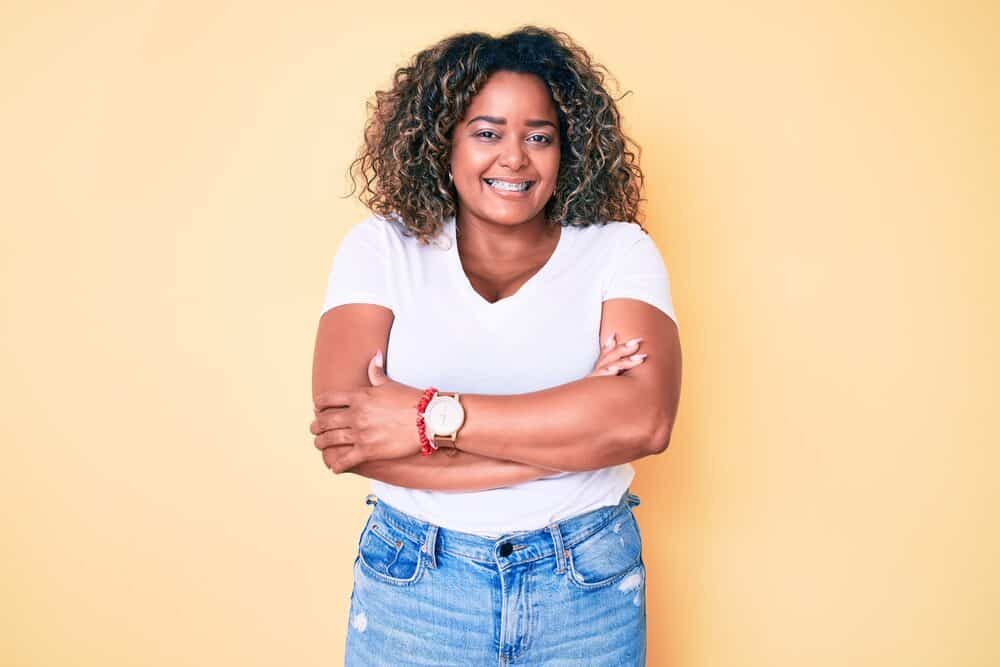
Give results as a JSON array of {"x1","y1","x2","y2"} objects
[
  {"x1": 337, "y1": 213, "x2": 414, "y2": 253},
  {"x1": 346, "y1": 213, "x2": 402, "y2": 239},
  {"x1": 573, "y1": 219, "x2": 645, "y2": 236},
  {"x1": 569, "y1": 220, "x2": 649, "y2": 253}
]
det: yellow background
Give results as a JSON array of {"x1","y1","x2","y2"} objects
[{"x1": 2, "y1": 2, "x2": 997, "y2": 665}]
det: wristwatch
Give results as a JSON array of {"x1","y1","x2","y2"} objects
[{"x1": 423, "y1": 391, "x2": 465, "y2": 453}]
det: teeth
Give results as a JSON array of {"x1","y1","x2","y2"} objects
[{"x1": 485, "y1": 179, "x2": 532, "y2": 192}]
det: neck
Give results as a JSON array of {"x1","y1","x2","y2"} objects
[{"x1": 454, "y1": 210, "x2": 557, "y2": 261}]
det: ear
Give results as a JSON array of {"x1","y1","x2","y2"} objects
[{"x1": 367, "y1": 349, "x2": 387, "y2": 387}]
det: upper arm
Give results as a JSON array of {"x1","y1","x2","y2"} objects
[
  {"x1": 599, "y1": 298, "x2": 681, "y2": 452},
  {"x1": 600, "y1": 227, "x2": 682, "y2": 452},
  {"x1": 313, "y1": 217, "x2": 397, "y2": 403},
  {"x1": 312, "y1": 303, "x2": 394, "y2": 405}
]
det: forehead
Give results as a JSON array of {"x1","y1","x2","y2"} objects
[{"x1": 463, "y1": 71, "x2": 557, "y2": 120}]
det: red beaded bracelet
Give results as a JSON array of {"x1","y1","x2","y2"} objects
[{"x1": 415, "y1": 387, "x2": 438, "y2": 456}]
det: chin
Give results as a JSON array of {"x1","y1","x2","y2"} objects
[{"x1": 479, "y1": 208, "x2": 541, "y2": 225}]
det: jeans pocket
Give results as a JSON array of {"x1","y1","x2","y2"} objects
[
  {"x1": 565, "y1": 507, "x2": 643, "y2": 590},
  {"x1": 356, "y1": 512, "x2": 427, "y2": 586}
]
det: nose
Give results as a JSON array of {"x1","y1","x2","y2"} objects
[{"x1": 497, "y1": 136, "x2": 528, "y2": 171}]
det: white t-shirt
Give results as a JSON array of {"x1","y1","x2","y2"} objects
[{"x1": 320, "y1": 213, "x2": 678, "y2": 537}]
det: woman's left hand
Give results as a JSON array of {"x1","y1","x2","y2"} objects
[{"x1": 310, "y1": 350, "x2": 426, "y2": 473}]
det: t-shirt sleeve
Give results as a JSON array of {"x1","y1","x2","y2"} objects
[
  {"x1": 602, "y1": 231, "x2": 680, "y2": 330},
  {"x1": 320, "y1": 219, "x2": 396, "y2": 316}
]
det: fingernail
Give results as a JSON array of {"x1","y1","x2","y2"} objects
[
  {"x1": 374, "y1": 349, "x2": 383, "y2": 367},
  {"x1": 606, "y1": 365, "x2": 620, "y2": 374},
  {"x1": 603, "y1": 332, "x2": 616, "y2": 349},
  {"x1": 624, "y1": 337, "x2": 642, "y2": 349},
  {"x1": 629, "y1": 353, "x2": 647, "y2": 362}
]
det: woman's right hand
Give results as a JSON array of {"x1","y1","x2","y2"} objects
[{"x1": 588, "y1": 333, "x2": 647, "y2": 377}]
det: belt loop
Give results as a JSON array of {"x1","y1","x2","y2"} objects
[
  {"x1": 422, "y1": 524, "x2": 438, "y2": 569},
  {"x1": 548, "y1": 523, "x2": 567, "y2": 573},
  {"x1": 625, "y1": 491, "x2": 641, "y2": 508},
  {"x1": 364, "y1": 493, "x2": 378, "y2": 506}
]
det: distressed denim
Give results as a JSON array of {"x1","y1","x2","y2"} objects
[{"x1": 344, "y1": 488, "x2": 646, "y2": 666}]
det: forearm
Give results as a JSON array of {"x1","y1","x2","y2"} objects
[
  {"x1": 453, "y1": 375, "x2": 664, "y2": 472},
  {"x1": 347, "y1": 450, "x2": 562, "y2": 492}
]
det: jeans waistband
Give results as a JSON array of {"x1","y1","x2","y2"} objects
[{"x1": 361, "y1": 489, "x2": 641, "y2": 572}]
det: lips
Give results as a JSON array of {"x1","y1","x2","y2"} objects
[{"x1": 482, "y1": 178, "x2": 536, "y2": 192}]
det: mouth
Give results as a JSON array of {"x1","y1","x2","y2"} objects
[{"x1": 483, "y1": 178, "x2": 536, "y2": 193}]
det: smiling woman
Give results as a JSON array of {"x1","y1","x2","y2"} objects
[
  {"x1": 453, "y1": 72, "x2": 561, "y2": 218},
  {"x1": 313, "y1": 25, "x2": 681, "y2": 666}
]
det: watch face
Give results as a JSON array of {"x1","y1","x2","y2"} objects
[{"x1": 426, "y1": 397, "x2": 463, "y2": 434}]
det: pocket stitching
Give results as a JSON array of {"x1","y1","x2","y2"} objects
[
  {"x1": 368, "y1": 522, "x2": 404, "y2": 550},
  {"x1": 565, "y1": 549, "x2": 642, "y2": 590},
  {"x1": 564, "y1": 509, "x2": 642, "y2": 590},
  {"x1": 357, "y1": 523, "x2": 426, "y2": 586}
]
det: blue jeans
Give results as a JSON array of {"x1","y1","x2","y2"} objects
[{"x1": 345, "y1": 489, "x2": 646, "y2": 666}]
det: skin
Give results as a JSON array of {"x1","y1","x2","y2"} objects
[
  {"x1": 448, "y1": 70, "x2": 562, "y2": 303},
  {"x1": 311, "y1": 70, "x2": 679, "y2": 484},
  {"x1": 311, "y1": 336, "x2": 646, "y2": 490}
]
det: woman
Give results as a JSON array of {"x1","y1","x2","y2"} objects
[{"x1": 311, "y1": 25, "x2": 682, "y2": 666}]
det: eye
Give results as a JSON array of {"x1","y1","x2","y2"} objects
[
  {"x1": 475, "y1": 130, "x2": 499, "y2": 140},
  {"x1": 528, "y1": 134, "x2": 553, "y2": 144}
]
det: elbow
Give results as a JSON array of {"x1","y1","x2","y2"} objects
[{"x1": 644, "y1": 415, "x2": 674, "y2": 455}]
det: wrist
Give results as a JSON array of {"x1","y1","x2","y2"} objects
[{"x1": 419, "y1": 390, "x2": 465, "y2": 456}]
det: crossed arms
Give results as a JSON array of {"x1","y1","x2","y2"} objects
[{"x1": 311, "y1": 299, "x2": 681, "y2": 492}]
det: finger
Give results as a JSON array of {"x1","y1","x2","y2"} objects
[
  {"x1": 312, "y1": 407, "x2": 347, "y2": 435},
  {"x1": 329, "y1": 447, "x2": 366, "y2": 474},
  {"x1": 310, "y1": 411, "x2": 329, "y2": 435},
  {"x1": 593, "y1": 353, "x2": 648, "y2": 377},
  {"x1": 594, "y1": 336, "x2": 644, "y2": 368},
  {"x1": 311, "y1": 418, "x2": 339, "y2": 436},
  {"x1": 314, "y1": 427, "x2": 352, "y2": 451},
  {"x1": 313, "y1": 389, "x2": 353, "y2": 413},
  {"x1": 321, "y1": 445, "x2": 353, "y2": 471},
  {"x1": 617, "y1": 337, "x2": 643, "y2": 355},
  {"x1": 594, "y1": 345, "x2": 622, "y2": 368},
  {"x1": 602, "y1": 331, "x2": 617, "y2": 350},
  {"x1": 614, "y1": 353, "x2": 647, "y2": 371},
  {"x1": 367, "y1": 349, "x2": 387, "y2": 387}
]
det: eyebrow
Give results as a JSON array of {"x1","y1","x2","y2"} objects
[{"x1": 466, "y1": 115, "x2": 557, "y2": 129}]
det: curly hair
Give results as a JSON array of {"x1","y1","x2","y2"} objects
[{"x1": 345, "y1": 25, "x2": 647, "y2": 245}]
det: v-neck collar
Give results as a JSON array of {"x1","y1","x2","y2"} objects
[{"x1": 443, "y1": 215, "x2": 569, "y2": 311}]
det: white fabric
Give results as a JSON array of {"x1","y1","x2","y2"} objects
[{"x1": 321, "y1": 213, "x2": 678, "y2": 537}]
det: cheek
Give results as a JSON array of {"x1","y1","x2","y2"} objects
[
  {"x1": 450, "y1": 146, "x2": 490, "y2": 175},
  {"x1": 539, "y1": 155, "x2": 560, "y2": 187},
  {"x1": 538, "y1": 150, "x2": 560, "y2": 178},
  {"x1": 537, "y1": 180, "x2": 558, "y2": 201}
]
